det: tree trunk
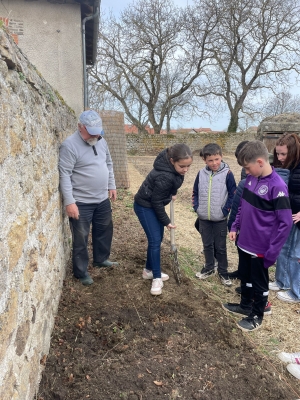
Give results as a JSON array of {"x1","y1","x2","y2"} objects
[{"x1": 227, "y1": 114, "x2": 239, "y2": 133}]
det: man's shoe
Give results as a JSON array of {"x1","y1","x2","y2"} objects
[
  {"x1": 287, "y1": 364, "x2": 300, "y2": 380},
  {"x1": 93, "y1": 260, "x2": 119, "y2": 268},
  {"x1": 276, "y1": 290, "x2": 300, "y2": 303},
  {"x1": 278, "y1": 352, "x2": 300, "y2": 364},
  {"x1": 142, "y1": 269, "x2": 169, "y2": 281},
  {"x1": 79, "y1": 275, "x2": 94, "y2": 286},
  {"x1": 228, "y1": 270, "x2": 240, "y2": 279},
  {"x1": 235, "y1": 286, "x2": 242, "y2": 295},
  {"x1": 222, "y1": 303, "x2": 250, "y2": 316},
  {"x1": 269, "y1": 281, "x2": 282, "y2": 291},
  {"x1": 150, "y1": 278, "x2": 163, "y2": 295},
  {"x1": 195, "y1": 268, "x2": 216, "y2": 280},
  {"x1": 237, "y1": 315, "x2": 262, "y2": 332},
  {"x1": 219, "y1": 274, "x2": 232, "y2": 287}
]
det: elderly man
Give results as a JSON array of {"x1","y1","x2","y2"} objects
[{"x1": 59, "y1": 110, "x2": 118, "y2": 285}]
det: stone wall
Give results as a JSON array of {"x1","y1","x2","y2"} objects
[
  {"x1": 0, "y1": 29, "x2": 76, "y2": 399},
  {"x1": 126, "y1": 130, "x2": 257, "y2": 156},
  {"x1": 99, "y1": 111, "x2": 130, "y2": 188}
]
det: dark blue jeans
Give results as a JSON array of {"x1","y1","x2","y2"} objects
[
  {"x1": 69, "y1": 198, "x2": 113, "y2": 279},
  {"x1": 134, "y1": 202, "x2": 164, "y2": 279}
]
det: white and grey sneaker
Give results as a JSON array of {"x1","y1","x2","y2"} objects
[
  {"x1": 150, "y1": 278, "x2": 163, "y2": 295},
  {"x1": 219, "y1": 274, "x2": 232, "y2": 287},
  {"x1": 143, "y1": 269, "x2": 169, "y2": 281}
]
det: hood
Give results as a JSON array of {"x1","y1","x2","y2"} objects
[{"x1": 153, "y1": 149, "x2": 178, "y2": 174}]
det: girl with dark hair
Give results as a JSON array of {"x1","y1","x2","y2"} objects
[
  {"x1": 269, "y1": 133, "x2": 300, "y2": 303},
  {"x1": 134, "y1": 144, "x2": 193, "y2": 295}
]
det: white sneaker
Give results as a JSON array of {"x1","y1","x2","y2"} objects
[
  {"x1": 142, "y1": 269, "x2": 169, "y2": 281},
  {"x1": 276, "y1": 291, "x2": 300, "y2": 303},
  {"x1": 269, "y1": 281, "x2": 282, "y2": 291},
  {"x1": 278, "y1": 352, "x2": 300, "y2": 364},
  {"x1": 150, "y1": 278, "x2": 163, "y2": 295},
  {"x1": 287, "y1": 364, "x2": 300, "y2": 379}
]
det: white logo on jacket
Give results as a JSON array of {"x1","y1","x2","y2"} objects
[
  {"x1": 277, "y1": 191, "x2": 285, "y2": 197},
  {"x1": 258, "y1": 185, "x2": 268, "y2": 195}
]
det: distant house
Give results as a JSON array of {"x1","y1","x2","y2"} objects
[{"x1": 0, "y1": 0, "x2": 100, "y2": 116}]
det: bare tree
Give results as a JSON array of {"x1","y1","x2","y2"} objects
[
  {"x1": 90, "y1": 0, "x2": 218, "y2": 134},
  {"x1": 193, "y1": 0, "x2": 300, "y2": 132},
  {"x1": 260, "y1": 91, "x2": 300, "y2": 118}
]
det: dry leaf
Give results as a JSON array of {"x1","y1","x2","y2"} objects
[
  {"x1": 86, "y1": 375, "x2": 91, "y2": 381},
  {"x1": 153, "y1": 380, "x2": 163, "y2": 386},
  {"x1": 68, "y1": 373, "x2": 74, "y2": 382},
  {"x1": 40, "y1": 354, "x2": 47, "y2": 365},
  {"x1": 146, "y1": 368, "x2": 152, "y2": 374},
  {"x1": 138, "y1": 373, "x2": 144, "y2": 378}
]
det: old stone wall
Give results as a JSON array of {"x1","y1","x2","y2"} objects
[
  {"x1": 99, "y1": 111, "x2": 130, "y2": 189},
  {"x1": 126, "y1": 130, "x2": 258, "y2": 156},
  {"x1": 0, "y1": 29, "x2": 76, "y2": 399}
]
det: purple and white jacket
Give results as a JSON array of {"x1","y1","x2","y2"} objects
[{"x1": 231, "y1": 168, "x2": 293, "y2": 268}]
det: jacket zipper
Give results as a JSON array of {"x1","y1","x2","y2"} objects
[{"x1": 208, "y1": 173, "x2": 213, "y2": 220}]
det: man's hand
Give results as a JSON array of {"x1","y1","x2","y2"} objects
[
  {"x1": 109, "y1": 189, "x2": 117, "y2": 201},
  {"x1": 229, "y1": 231, "x2": 236, "y2": 241},
  {"x1": 66, "y1": 203, "x2": 80, "y2": 219}
]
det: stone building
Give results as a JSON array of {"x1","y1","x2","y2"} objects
[
  {"x1": 257, "y1": 113, "x2": 300, "y2": 152},
  {"x1": 0, "y1": 0, "x2": 100, "y2": 116}
]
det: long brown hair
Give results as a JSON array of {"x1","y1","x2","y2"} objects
[{"x1": 273, "y1": 133, "x2": 300, "y2": 170}]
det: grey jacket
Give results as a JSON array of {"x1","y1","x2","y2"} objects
[
  {"x1": 59, "y1": 130, "x2": 116, "y2": 206},
  {"x1": 196, "y1": 162, "x2": 231, "y2": 221}
]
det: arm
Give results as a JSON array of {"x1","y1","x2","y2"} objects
[
  {"x1": 192, "y1": 172, "x2": 200, "y2": 212},
  {"x1": 227, "y1": 179, "x2": 245, "y2": 231},
  {"x1": 264, "y1": 195, "x2": 293, "y2": 268},
  {"x1": 58, "y1": 143, "x2": 77, "y2": 207},
  {"x1": 105, "y1": 141, "x2": 116, "y2": 191},
  {"x1": 223, "y1": 171, "x2": 237, "y2": 217}
]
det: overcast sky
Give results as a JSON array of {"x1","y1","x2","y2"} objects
[{"x1": 99, "y1": 0, "x2": 300, "y2": 131}]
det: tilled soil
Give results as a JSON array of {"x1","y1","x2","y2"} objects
[{"x1": 37, "y1": 156, "x2": 300, "y2": 400}]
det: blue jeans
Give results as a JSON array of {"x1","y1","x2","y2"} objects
[
  {"x1": 134, "y1": 202, "x2": 164, "y2": 279},
  {"x1": 275, "y1": 224, "x2": 300, "y2": 299},
  {"x1": 69, "y1": 199, "x2": 113, "y2": 279}
]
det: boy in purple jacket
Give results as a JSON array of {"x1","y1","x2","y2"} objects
[{"x1": 223, "y1": 141, "x2": 292, "y2": 332}]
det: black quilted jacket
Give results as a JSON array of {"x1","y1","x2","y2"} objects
[
  {"x1": 134, "y1": 149, "x2": 184, "y2": 226},
  {"x1": 289, "y1": 161, "x2": 300, "y2": 229}
]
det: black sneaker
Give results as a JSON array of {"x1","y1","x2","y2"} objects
[
  {"x1": 222, "y1": 303, "x2": 251, "y2": 316},
  {"x1": 195, "y1": 268, "x2": 215, "y2": 279},
  {"x1": 228, "y1": 270, "x2": 240, "y2": 279},
  {"x1": 237, "y1": 315, "x2": 262, "y2": 332},
  {"x1": 235, "y1": 286, "x2": 242, "y2": 295}
]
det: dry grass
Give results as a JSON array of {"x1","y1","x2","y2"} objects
[{"x1": 127, "y1": 153, "x2": 300, "y2": 389}]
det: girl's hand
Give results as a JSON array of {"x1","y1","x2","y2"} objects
[
  {"x1": 292, "y1": 212, "x2": 300, "y2": 224},
  {"x1": 167, "y1": 223, "x2": 176, "y2": 230},
  {"x1": 172, "y1": 195, "x2": 176, "y2": 201}
]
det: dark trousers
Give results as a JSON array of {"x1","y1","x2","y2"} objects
[
  {"x1": 238, "y1": 248, "x2": 269, "y2": 318},
  {"x1": 198, "y1": 219, "x2": 228, "y2": 275},
  {"x1": 133, "y1": 202, "x2": 164, "y2": 279},
  {"x1": 69, "y1": 199, "x2": 113, "y2": 279}
]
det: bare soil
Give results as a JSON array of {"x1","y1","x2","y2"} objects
[{"x1": 38, "y1": 155, "x2": 300, "y2": 400}]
